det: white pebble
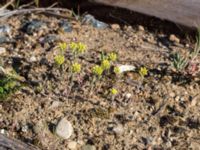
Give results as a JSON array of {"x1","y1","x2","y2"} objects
[{"x1": 56, "y1": 118, "x2": 73, "y2": 139}]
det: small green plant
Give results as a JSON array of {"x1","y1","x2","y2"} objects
[
  {"x1": 0, "y1": 76, "x2": 21, "y2": 100},
  {"x1": 110, "y1": 88, "x2": 118, "y2": 95},
  {"x1": 109, "y1": 88, "x2": 118, "y2": 102},
  {"x1": 172, "y1": 53, "x2": 188, "y2": 72},
  {"x1": 101, "y1": 59, "x2": 111, "y2": 70},
  {"x1": 71, "y1": 62, "x2": 81, "y2": 73},
  {"x1": 107, "y1": 52, "x2": 117, "y2": 62},
  {"x1": 69, "y1": 42, "x2": 87, "y2": 59},
  {"x1": 54, "y1": 55, "x2": 65, "y2": 66},
  {"x1": 139, "y1": 67, "x2": 148, "y2": 78},
  {"x1": 92, "y1": 65, "x2": 103, "y2": 78}
]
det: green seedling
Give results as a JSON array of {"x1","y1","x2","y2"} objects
[{"x1": 172, "y1": 53, "x2": 188, "y2": 72}]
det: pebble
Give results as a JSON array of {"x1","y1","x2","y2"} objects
[
  {"x1": 111, "y1": 24, "x2": 120, "y2": 31},
  {"x1": 49, "y1": 101, "x2": 61, "y2": 109},
  {"x1": 125, "y1": 93, "x2": 132, "y2": 99},
  {"x1": 82, "y1": 145, "x2": 96, "y2": 150},
  {"x1": 113, "y1": 124, "x2": 124, "y2": 135},
  {"x1": 169, "y1": 34, "x2": 180, "y2": 43},
  {"x1": 138, "y1": 25, "x2": 145, "y2": 31},
  {"x1": 68, "y1": 141, "x2": 77, "y2": 149},
  {"x1": 56, "y1": 118, "x2": 73, "y2": 139},
  {"x1": 30, "y1": 56, "x2": 37, "y2": 62},
  {"x1": 0, "y1": 47, "x2": 6, "y2": 55}
]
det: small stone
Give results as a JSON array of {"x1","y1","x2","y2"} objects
[
  {"x1": 0, "y1": 47, "x2": 6, "y2": 55},
  {"x1": 68, "y1": 141, "x2": 77, "y2": 150},
  {"x1": 111, "y1": 24, "x2": 120, "y2": 31},
  {"x1": 22, "y1": 20, "x2": 46, "y2": 35},
  {"x1": 21, "y1": 125, "x2": 28, "y2": 132},
  {"x1": 125, "y1": 93, "x2": 132, "y2": 99},
  {"x1": 0, "y1": 129, "x2": 6, "y2": 134},
  {"x1": 113, "y1": 124, "x2": 124, "y2": 135},
  {"x1": 56, "y1": 118, "x2": 73, "y2": 139},
  {"x1": 169, "y1": 92, "x2": 175, "y2": 98},
  {"x1": 82, "y1": 145, "x2": 96, "y2": 150},
  {"x1": 169, "y1": 34, "x2": 180, "y2": 43},
  {"x1": 138, "y1": 25, "x2": 145, "y2": 31},
  {"x1": 30, "y1": 56, "x2": 37, "y2": 62},
  {"x1": 0, "y1": 25, "x2": 11, "y2": 34}
]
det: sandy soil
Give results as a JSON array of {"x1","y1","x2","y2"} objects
[{"x1": 0, "y1": 12, "x2": 200, "y2": 150}]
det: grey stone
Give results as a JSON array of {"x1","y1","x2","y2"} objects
[{"x1": 82, "y1": 14, "x2": 108, "y2": 29}]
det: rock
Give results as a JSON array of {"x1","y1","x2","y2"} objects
[
  {"x1": 0, "y1": 47, "x2": 6, "y2": 55},
  {"x1": 111, "y1": 24, "x2": 120, "y2": 31},
  {"x1": 59, "y1": 20, "x2": 72, "y2": 32},
  {"x1": 22, "y1": 20, "x2": 46, "y2": 35},
  {"x1": 138, "y1": 25, "x2": 145, "y2": 31},
  {"x1": 21, "y1": 125, "x2": 28, "y2": 132},
  {"x1": 68, "y1": 141, "x2": 77, "y2": 149},
  {"x1": 40, "y1": 34, "x2": 58, "y2": 44},
  {"x1": 82, "y1": 145, "x2": 96, "y2": 150},
  {"x1": 82, "y1": 14, "x2": 108, "y2": 29},
  {"x1": 113, "y1": 124, "x2": 124, "y2": 135},
  {"x1": 56, "y1": 118, "x2": 73, "y2": 139},
  {"x1": 0, "y1": 25, "x2": 11, "y2": 34},
  {"x1": 169, "y1": 34, "x2": 180, "y2": 43}
]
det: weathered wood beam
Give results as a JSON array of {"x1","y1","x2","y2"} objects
[{"x1": 92, "y1": 0, "x2": 200, "y2": 28}]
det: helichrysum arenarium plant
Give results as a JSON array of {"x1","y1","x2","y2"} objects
[
  {"x1": 109, "y1": 88, "x2": 118, "y2": 102},
  {"x1": 69, "y1": 42, "x2": 87, "y2": 59},
  {"x1": 107, "y1": 52, "x2": 117, "y2": 62},
  {"x1": 139, "y1": 67, "x2": 148, "y2": 78},
  {"x1": 101, "y1": 59, "x2": 111, "y2": 70}
]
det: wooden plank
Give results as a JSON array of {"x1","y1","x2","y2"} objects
[{"x1": 92, "y1": 0, "x2": 200, "y2": 28}]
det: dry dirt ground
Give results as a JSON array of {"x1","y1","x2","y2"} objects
[{"x1": 0, "y1": 12, "x2": 200, "y2": 150}]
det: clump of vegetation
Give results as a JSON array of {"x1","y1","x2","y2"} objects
[
  {"x1": 171, "y1": 29, "x2": 200, "y2": 76},
  {"x1": 0, "y1": 75, "x2": 22, "y2": 100}
]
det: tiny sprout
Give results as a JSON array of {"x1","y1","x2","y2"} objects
[
  {"x1": 92, "y1": 65, "x2": 103, "y2": 77},
  {"x1": 139, "y1": 67, "x2": 148, "y2": 77},
  {"x1": 108, "y1": 52, "x2": 117, "y2": 61},
  {"x1": 110, "y1": 88, "x2": 118, "y2": 95},
  {"x1": 72, "y1": 62, "x2": 81, "y2": 73},
  {"x1": 114, "y1": 66, "x2": 120, "y2": 74},
  {"x1": 54, "y1": 55, "x2": 65, "y2": 66},
  {"x1": 58, "y1": 42, "x2": 67, "y2": 52},
  {"x1": 101, "y1": 59, "x2": 111, "y2": 70}
]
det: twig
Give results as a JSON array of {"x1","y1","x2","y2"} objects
[
  {"x1": 0, "y1": 0, "x2": 15, "y2": 10},
  {"x1": 0, "y1": 7, "x2": 72, "y2": 19}
]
